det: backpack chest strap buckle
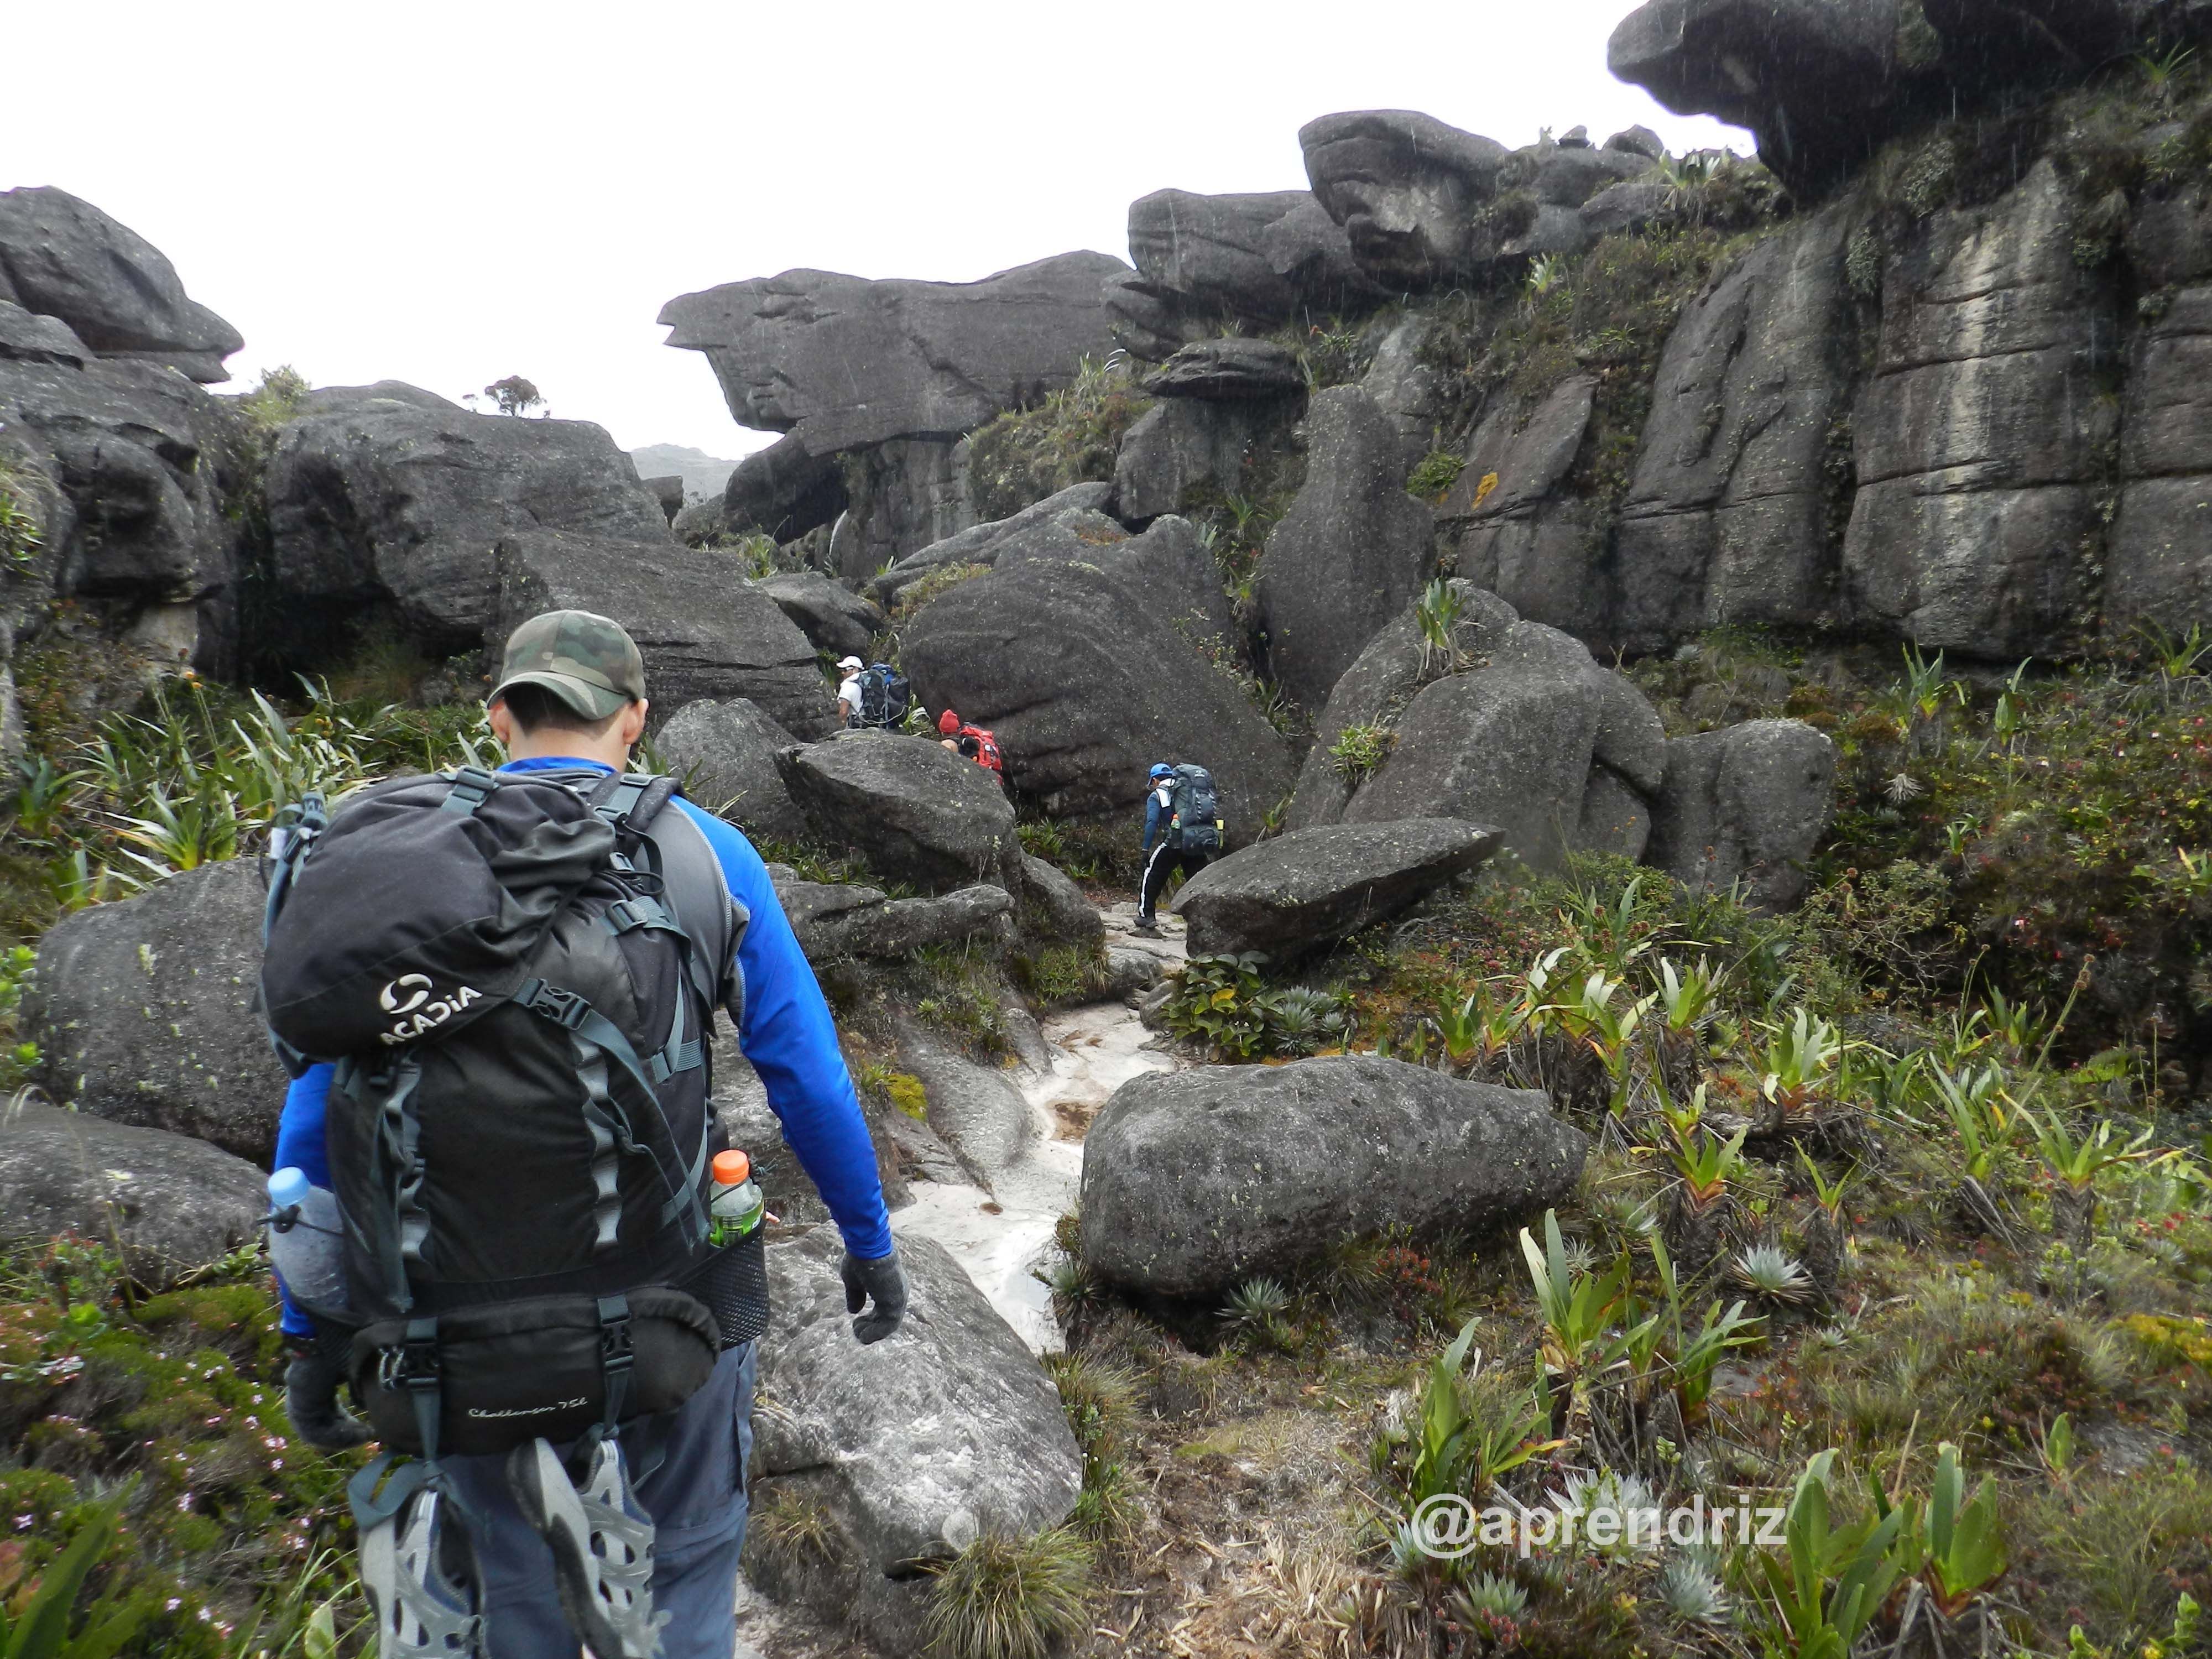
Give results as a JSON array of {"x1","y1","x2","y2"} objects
[
  {"x1": 517, "y1": 979, "x2": 590, "y2": 1030},
  {"x1": 378, "y1": 1320, "x2": 442, "y2": 1393}
]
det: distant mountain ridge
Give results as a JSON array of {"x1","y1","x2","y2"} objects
[{"x1": 626, "y1": 442, "x2": 738, "y2": 502}]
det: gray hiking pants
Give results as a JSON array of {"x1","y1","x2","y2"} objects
[{"x1": 443, "y1": 1342, "x2": 757, "y2": 1659}]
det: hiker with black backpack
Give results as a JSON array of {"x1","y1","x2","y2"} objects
[
  {"x1": 1134, "y1": 760, "x2": 1223, "y2": 934},
  {"x1": 263, "y1": 609, "x2": 906, "y2": 1659},
  {"x1": 836, "y1": 654, "x2": 912, "y2": 731}
]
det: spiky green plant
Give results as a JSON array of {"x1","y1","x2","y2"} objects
[{"x1": 923, "y1": 1530, "x2": 1093, "y2": 1659}]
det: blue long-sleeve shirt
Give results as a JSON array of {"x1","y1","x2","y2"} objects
[{"x1": 273, "y1": 755, "x2": 893, "y2": 1334}]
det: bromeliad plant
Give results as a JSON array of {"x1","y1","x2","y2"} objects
[
  {"x1": 1519, "y1": 1211, "x2": 1651, "y2": 1441},
  {"x1": 1758, "y1": 1451, "x2": 1906, "y2": 1659},
  {"x1": 1759, "y1": 1006, "x2": 1845, "y2": 1122},
  {"x1": 1394, "y1": 1317, "x2": 1560, "y2": 1509},
  {"x1": 1551, "y1": 971, "x2": 1658, "y2": 1123},
  {"x1": 1875, "y1": 1441, "x2": 2008, "y2": 1621},
  {"x1": 2019, "y1": 1105, "x2": 2156, "y2": 1247}
]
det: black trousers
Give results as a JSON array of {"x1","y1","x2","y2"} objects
[{"x1": 1139, "y1": 843, "x2": 1213, "y2": 921}]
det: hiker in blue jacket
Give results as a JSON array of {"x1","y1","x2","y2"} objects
[
  {"x1": 1135, "y1": 760, "x2": 1220, "y2": 933},
  {"x1": 272, "y1": 609, "x2": 904, "y2": 1659}
]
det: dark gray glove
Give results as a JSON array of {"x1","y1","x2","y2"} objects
[
  {"x1": 841, "y1": 1248, "x2": 909, "y2": 1344},
  {"x1": 285, "y1": 1348, "x2": 371, "y2": 1451}
]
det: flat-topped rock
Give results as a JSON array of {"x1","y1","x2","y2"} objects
[
  {"x1": 1172, "y1": 818, "x2": 1500, "y2": 962},
  {"x1": 659, "y1": 253, "x2": 1128, "y2": 455}
]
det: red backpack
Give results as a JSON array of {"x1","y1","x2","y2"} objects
[{"x1": 959, "y1": 724, "x2": 1004, "y2": 775}]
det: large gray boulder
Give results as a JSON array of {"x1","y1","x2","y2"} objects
[
  {"x1": 743, "y1": 1227, "x2": 1083, "y2": 1651},
  {"x1": 1140, "y1": 339, "x2": 1305, "y2": 400},
  {"x1": 1614, "y1": 205, "x2": 1856, "y2": 651},
  {"x1": 655, "y1": 696, "x2": 807, "y2": 838},
  {"x1": 267, "y1": 384, "x2": 673, "y2": 651},
  {"x1": 868, "y1": 482, "x2": 1113, "y2": 608},
  {"x1": 1607, "y1": 0, "x2": 1907, "y2": 190},
  {"x1": 0, "y1": 352, "x2": 237, "y2": 668},
  {"x1": 1255, "y1": 387, "x2": 1435, "y2": 713},
  {"x1": 775, "y1": 879, "x2": 1016, "y2": 962},
  {"x1": 775, "y1": 731, "x2": 1019, "y2": 891},
  {"x1": 1120, "y1": 189, "x2": 1380, "y2": 337},
  {"x1": 901, "y1": 543, "x2": 1293, "y2": 828},
  {"x1": 890, "y1": 1021, "x2": 1036, "y2": 1186},
  {"x1": 1173, "y1": 820, "x2": 1500, "y2": 963},
  {"x1": 28, "y1": 860, "x2": 288, "y2": 1164},
  {"x1": 757, "y1": 570, "x2": 882, "y2": 661},
  {"x1": 1646, "y1": 718, "x2": 1837, "y2": 911},
  {"x1": 0, "y1": 187, "x2": 242, "y2": 381},
  {"x1": 1014, "y1": 854, "x2": 1103, "y2": 947},
  {"x1": 0, "y1": 1103, "x2": 268, "y2": 1287},
  {"x1": 1286, "y1": 580, "x2": 1519, "y2": 832},
  {"x1": 1316, "y1": 608, "x2": 1669, "y2": 870},
  {"x1": 1113, "y1": 398, "x2": 1277, "y2": 523},
  {"x1": 659, "y1": 253, "x2": 1128, "y2": 455},
  {"x1": 494, "y1": 531, "x2": 834, "y2": 734},
  {"x1": 1080, "y1": 1056, "x2": 1585, "y2": 1299},
  {"x1": 1843, "y1": 163, "x2": 2110, "y2": 659},
  {"x1": 1299, "y1": 112, "x2": 1511, "y2": 289},
  {"x1": 1608, "y1": 0, "x2": 2158, "y2": 192}
]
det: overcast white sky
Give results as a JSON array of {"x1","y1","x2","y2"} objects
[{"x1": 7, "y1": 1, "x2": 1745, "y2": 458}]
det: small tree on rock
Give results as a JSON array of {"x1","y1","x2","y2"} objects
[{"x1": 481, "y1": 375, "x2": 545, "y2": 417}]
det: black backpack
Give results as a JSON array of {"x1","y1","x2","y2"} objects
[
  {"x1": 855, "y1": 662, "x2": 912, "y2": 729},
  {"x1": 260, "y1": 766, "x2": 758, "y2": 1464},
  {"x1": 1168, "y1": 764, "x2": 1222, "y2": 853}
]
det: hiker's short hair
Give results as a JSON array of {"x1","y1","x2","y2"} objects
[{"x1": 495, "y1": 682, "x2": 630, "y2": 739}]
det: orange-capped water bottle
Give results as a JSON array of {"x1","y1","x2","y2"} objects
[{"x1": 709, "y1": 1150, "x2": 764, "y2": 1246}]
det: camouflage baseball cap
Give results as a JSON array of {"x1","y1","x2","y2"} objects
[{"x1": 491, "y1": 609, "x2": 646, "y2": 720}]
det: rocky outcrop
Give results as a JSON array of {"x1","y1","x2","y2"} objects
[
  {"x1": 493, "y1": 531, "x2": 834, "y2": 734},
  {"x1": 1140, "y1": 339, "x2": 1305, "y2": 399},
  {"x1": 0, "y1": 352, "x2": 239, "y2": 670},
  {"x1": 0, "y1": 188, "x2": 242, "y2": 382},
  {"x1": 1646, "y1": 717, "x2": 1837, "y2": 910},
  {"x1": 1843, "y1": 163, "x2": 2112, "y2": 659},
  {"x1": 1614, "y1": 205, "x2": 1856, "y2": 650},
  {"x1": 1109, "y1": 190, "x2": 1380, "y2": 353},
  {"x1": 1608, "y1": 0, "x2": 2173, "y2": 192},
  {"x1": 1080, "y1": 1056, "x2": 1585, "y2": 1300},
  {"x1": 757, "y1": 570, "x2": 883, "y2": 660},
  {"x1": 1443, "y1": 373, "x2": 1603, "y2": 636},
  {"x1": 2109, "y1": 190, "x2": 2212, "y2": 630},
  {"x1": 901, "y1": 534, "x2": 1293, "y2": 828},
  {"x1": 774, "y1": 878, "x2": 1016, "y2": 962},
  {"x1": 1014, "y1": 853, "x2": 1103, "y2": 947},
  {"x1": 656, "y1": 697, "x2": 808, "y2": 838},
  {"x1": 1255, "y1": 387, "x2": 1435, "y2": 712},
  {"x1": 1288, "y1": 585, "x2": 1667, "y2": 869},
  {"x1": 869, "y1": 482, "x2": 1112, "y2": 607},
  {"x1": 722, "y1": 432, "x2": 848, "y2": 542},
  {"x1": 0, "y1": 1103, "x2": 268, "y2": 1288},
  {"x1": 1172, "y1": 819, "x2": 1501, "y2": 963},
  {"x1": 659, "y1": 253, "x2": 1127, "y2": 455},
  {"x1": 266, "y1": 384, "x2": 673, "y2": 655},
  {"x1": 642, "y1": 476, "x2": 685, "y2": 521},
  {"x1": 1287, "y1": 580, "x2": 1519, "y2": 831},
  {"x1": 1361, "y1": 317, "x2": 1449, "y2": 467},
  {"x1": 1301, "y1": 112, "x2": 1512, "y2": 288},
  {"x1": 1300, "y1": 113, "x2": 1656, "y2": 290},
  {"x1": 889, "y1": 1021, "x2": 1036, "y2": 1187},
  {"x1": 744, "y1": 1227, "x2": 1082, "y2": 1652},
  {"x1": 1113, "y1": 342, "x2": 1304, "y2": 527},
  {"x1": 776, "y1": 731, "x2": 1020, "y2": 891},
  {"x1": 28, "y1": 860, "x2": 288, "y2": 1164}
]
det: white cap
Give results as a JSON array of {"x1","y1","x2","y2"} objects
[{"x1": 837, "y1": 656, "x2": 864, "y2": 672}]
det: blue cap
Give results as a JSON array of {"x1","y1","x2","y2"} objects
[
  {"x1": 268, "y1": 1167, "x2": 310, "y2": 1209},
  {"x1": 1149, "y1": 764, "x2": 1175, "y2": 779}
]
